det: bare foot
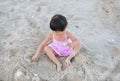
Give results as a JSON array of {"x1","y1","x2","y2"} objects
[
  {"x1": 56, "y1": 63, "x2": 62, "y2": 72},
  {"x1": 65, "y1": 59, "x2": 71, "y2": 67}
]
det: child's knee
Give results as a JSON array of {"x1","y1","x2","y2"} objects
[
  {"x1": 44, "y1": 46, "x2": 49, "y2": 52},
  {"x1": 44, "y1": 46, "x2": 52, "y2": 52},
  {"x1": 76, "y1": 42, "x2": 82, "y2": 50}
]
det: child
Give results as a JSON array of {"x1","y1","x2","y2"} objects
[{"x1": 32, "y1": 14, "x2": 81, "y2": 72}]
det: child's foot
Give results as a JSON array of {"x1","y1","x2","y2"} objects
[
  {"x1": 65, "y1": 59, "x2": 71, "y2": 67},
  {"x1": 56, "y1": 63, "x2": 62, "y2": 72}
]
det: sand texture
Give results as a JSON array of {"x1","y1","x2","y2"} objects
[{"x1": 0, "y1": 0, "x2": 120, "y2": 81}]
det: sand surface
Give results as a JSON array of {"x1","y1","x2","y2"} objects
[{"x1": 0, "y1": 0, "x2": 120, "y2": 81}]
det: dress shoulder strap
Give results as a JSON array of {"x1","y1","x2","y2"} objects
[
  {"x1": 52, "y1": 32, "x2": 57, "y2": 41},
  {"x1": 64, "y1": 31, "x2": 67, "y2": 40}
]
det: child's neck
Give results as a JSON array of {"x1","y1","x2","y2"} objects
[{"x1": 53, "y1": 31, "x2": 66, "y2": 41}]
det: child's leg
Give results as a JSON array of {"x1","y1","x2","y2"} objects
[
  {"x1": 44, "y1": 46, "x2": 62, "y2": 72},
  {"x1": 65, "y1": 43, "x2": 81, "y2": 66}
]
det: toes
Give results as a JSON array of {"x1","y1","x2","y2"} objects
[
  {"x1": 56, "y1": 64, "x2": 62, "y2": 72},
  {"x1": 65, "y1": 60, "x2": 71, "y2": 67}
]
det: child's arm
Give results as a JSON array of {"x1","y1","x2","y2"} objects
[
  {"x1": 32, "y1": 33, "x2": 52, "y2": 61},
  {"x1": 65, "y1": 31, "x2": 81, "y2": 66},
  {"x1": 66, "y1": 31, "x2": 81, "y2": 50}
]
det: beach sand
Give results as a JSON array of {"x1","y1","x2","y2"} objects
[{"x1": 0, "y1": 0, "x2": 120, "y2": 81}]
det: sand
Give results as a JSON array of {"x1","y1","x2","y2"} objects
[{"x1": 0, "y1": 0, "x2": 120, "y2": 81}]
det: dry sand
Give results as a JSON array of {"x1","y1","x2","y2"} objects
[{"x1": 0, "y1": 0, "x2": 120, "y2": 81}]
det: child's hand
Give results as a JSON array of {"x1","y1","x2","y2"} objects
[
  {"x1": 32, "y1": 55, "x2": 39, "y2": 62},
  {"x1": 63, "y1": 42, "x2": 73, "y2": 47},
  {"x1": 66, "y1": 42, "x2": 73, "y2": 47}
]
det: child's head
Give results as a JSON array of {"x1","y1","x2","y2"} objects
[{"x1": 50, "y1": 14, "x2": 68, "y2": 31}]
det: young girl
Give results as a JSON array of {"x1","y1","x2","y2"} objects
[{"x1": 32, "y1": 14, "x2": 81, "y2": 72}]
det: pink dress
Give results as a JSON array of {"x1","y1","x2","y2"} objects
[{"x1": 48, "y1": 32, "x2": 73, "y2": 56}]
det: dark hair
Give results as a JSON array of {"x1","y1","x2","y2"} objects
[{"x1": 50, "y1": 14, "x2": 68, "y2": 31}]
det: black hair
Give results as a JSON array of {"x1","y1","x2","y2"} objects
[{"x1": 50, "y1": 14, "x2": 68, "y2": 31}]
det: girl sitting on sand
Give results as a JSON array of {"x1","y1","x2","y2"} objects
[{"x1": 32, "y1": 14, "x2": 81, "y2": 72}]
